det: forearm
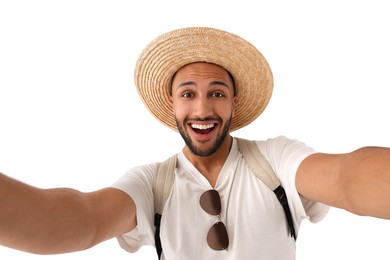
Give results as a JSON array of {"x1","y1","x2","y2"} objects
[
  {"x1": 0, "y1": 172, "x2": 96, "y2": 254},
  {"x1": 343, "y1": 147, "x2": 390, "y2": 219}
]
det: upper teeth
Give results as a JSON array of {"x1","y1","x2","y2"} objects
[{"x1": 191, "y1": 123, "x2": 215, "y2": 130}]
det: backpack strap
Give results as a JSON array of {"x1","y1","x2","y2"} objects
[
  {"x1": 153, "y1": 154, "x2": 177, "y2": 259},
  {"x1": 236, "y1": 137, "x2": 297, "y2": 240},
  {"x1": 154, "y1": 155, "x2": 177, "y2": 215}
]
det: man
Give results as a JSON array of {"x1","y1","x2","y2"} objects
[{"x1": 0, "y1": 27, "x2": 389, "y2": 259}]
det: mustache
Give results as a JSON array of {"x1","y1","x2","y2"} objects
[{"x1": 183, "y1": 116, "x2": 222, "y2": 124}]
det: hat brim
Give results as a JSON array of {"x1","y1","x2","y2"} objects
[{"x1": 135, "y1": 27, "x2": 273, "y2": 132}]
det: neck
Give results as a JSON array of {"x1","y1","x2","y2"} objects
[{"x1": 183, "y1": 135, "x2": 233, "y2": 187}]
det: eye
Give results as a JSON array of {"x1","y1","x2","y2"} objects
[
  {"x1": 181, "y1": 91, "x2": 194, "y2": 98},
  {"x1": 211, "y1": 92, "x2": 225, "y2": 98}
]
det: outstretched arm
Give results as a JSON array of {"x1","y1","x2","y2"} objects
[
  {"x1": 0, "y1": 173, "x2": 136, "y2": 254},
  {"x1": 296, "y1": 146, "x2": 390, "y2": 219}
]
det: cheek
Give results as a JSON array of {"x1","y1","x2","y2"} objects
[
  {"x1": 172, "y1": 100, "x2": 187, "y2": 119},
  {"x1": 170, "y1": 97, "x2": 178, "y2": 113},
  {"x1": 221, "y1": 101, "x2": 235, "y2": 116}
]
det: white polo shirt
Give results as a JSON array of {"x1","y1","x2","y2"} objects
[{"x1": 111, "y1": 136, "x2": 329, "y2": 259}]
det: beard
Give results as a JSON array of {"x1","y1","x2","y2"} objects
[{"x1": 176, "y1": 116, "x2": 232, "y2": 157}]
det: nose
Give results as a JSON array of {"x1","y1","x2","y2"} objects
[{"x1": 193, "y1": 95, "x2": 213, "y2": 119}]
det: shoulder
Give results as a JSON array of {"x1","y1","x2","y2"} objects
[
  {"x1": 123, "y1": 162, "x2": 160, "y2": 180},
  {"x1": 256, "y1": 135, "x2": 310, "y2": 148},
  {"x1": 110, "y1": 162, "x2": 160, "y2": 193},
  {"x1": 250, "y1": 136, "x2": 316, "y2": 180},
  {"x1": 234, "y1": 135, "x2": 315, "y2": 178},
  {"x1": 111, "y1": 153, "x2": 180, "y2": 191},
  {"x1": 254, "y1": 135, "x2": 315, "y2": 160}
]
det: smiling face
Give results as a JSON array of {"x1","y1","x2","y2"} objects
[{"x1": 170, "y1": 62, "x2": 237, "y2": 157}]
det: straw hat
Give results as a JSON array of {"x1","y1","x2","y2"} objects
[{"x1": 134, "y1": 27, "x2": 273, "y2": 132}]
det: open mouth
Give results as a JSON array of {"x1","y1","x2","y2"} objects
[{"x1": 191, "y1": 123, "x2": 216, "y2": 135}]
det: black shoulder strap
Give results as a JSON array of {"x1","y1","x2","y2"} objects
[{"x1": 154, "y1": 213, "x2": 163, "y2": 259}]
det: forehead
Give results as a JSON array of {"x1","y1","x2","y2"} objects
[{"x1": 173, "y1": 62, "x2": 231, "y2": 80}]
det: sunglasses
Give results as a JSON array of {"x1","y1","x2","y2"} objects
[{"x1": 199, "y1": 189, "x2": 229, "y2": 250}]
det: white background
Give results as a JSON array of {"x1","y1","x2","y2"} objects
[{"x1": 1, "y1": 0, "x2": 389, "y2": 259}]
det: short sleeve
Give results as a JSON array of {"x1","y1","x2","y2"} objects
[
  {"x1": 257, "y1": 136, "x2": 330, "y2": 226},
  {"x1": 110, "y1": 163, "x2": 158, "y2": 252}
]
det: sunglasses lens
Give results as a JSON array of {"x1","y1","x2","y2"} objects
[
  {"x1": 200, "y1": 189, "x2": 221, "y2": 215},
  {"x1": 207, "y1": 221, "x2": 229, "y2": 250},
  {"x1": 200, "y1": 189, "x2": 229, "y2": 250}
]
